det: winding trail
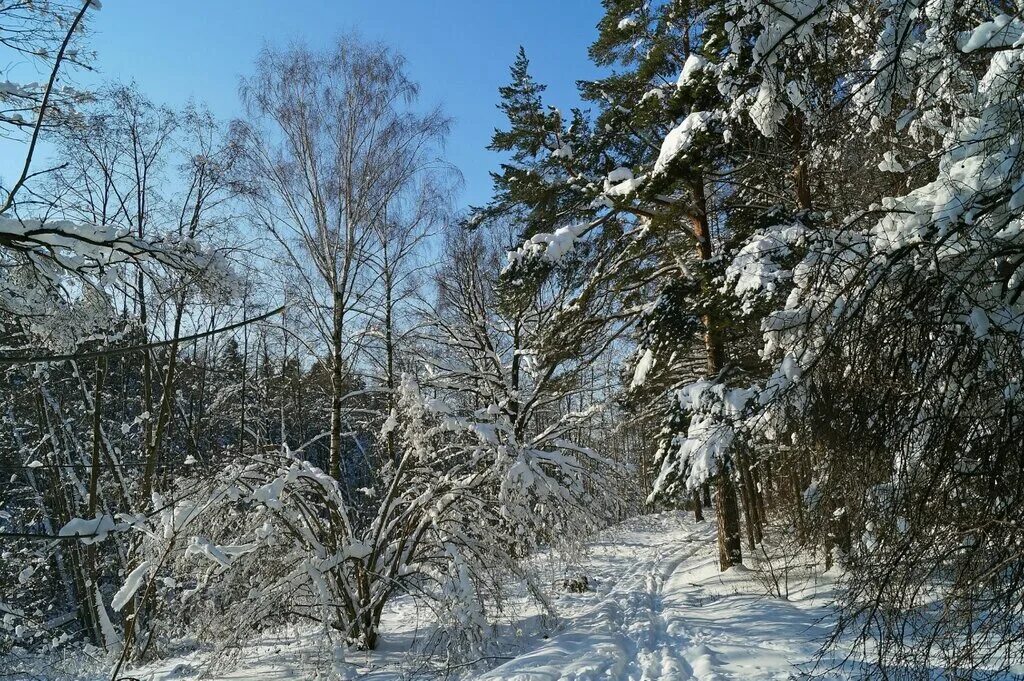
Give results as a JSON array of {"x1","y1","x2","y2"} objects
[{"x1": 481, "y1": 513, "x2": 843, "y2": 681}]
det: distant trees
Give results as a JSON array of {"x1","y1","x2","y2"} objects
[{"x1": 107, "y1": 204, "x2": 620, "y2": 660}]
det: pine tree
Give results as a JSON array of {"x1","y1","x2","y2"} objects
[{"x1": 481, "y1": 1, "x2": 761, "y2": 569}]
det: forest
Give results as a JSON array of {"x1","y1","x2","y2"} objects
[{"x1": 1, "y1": 1, "x2": 1023, "y2": 679}]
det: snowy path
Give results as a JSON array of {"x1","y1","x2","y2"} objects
[{"x1": 481, "y1": 513, "x2": 842, "y2": 681}]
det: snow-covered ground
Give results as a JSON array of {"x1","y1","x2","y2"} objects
[
  {"x1": 478, "y1": 513, "x2": 842, "y2": 681},
  {"x1": 35, "y1": 512, "x2": 848, "y2": 680}
]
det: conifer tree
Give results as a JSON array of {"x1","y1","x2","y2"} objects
[{"x1": 480, "y1": 4, "x2": 760, "y2": 568}]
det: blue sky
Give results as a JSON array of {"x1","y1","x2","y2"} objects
[{"x1": 68, "y1": 0, "x2": 605, "y2": 209}]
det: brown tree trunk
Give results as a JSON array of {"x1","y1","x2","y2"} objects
[
  {"x1": 689, "y1": 174, "x2": 743, "y2": 571},
  {"x1": 715, "y1": 467, "x2": 743, "y2": 569},
  {"x1": 788, "y1": 112, "x2": 813, "y2": 211},
  {"x1": 87, "y1": 357, "x2": 106, "y2": 518},
  {"x1": 738, "y1": 451, "x2": 763, "y2": 547},
  {"x1": 693, "y1": 488, "x2": 704, "y2": 523}
]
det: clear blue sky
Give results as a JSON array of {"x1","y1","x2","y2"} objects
[{"x1": 75, "y1": 0, "x2": 605, "y2": 209}]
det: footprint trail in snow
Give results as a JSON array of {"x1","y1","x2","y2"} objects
[{"x1": 482, "y1": 513, "x2": 843, "y2": 681}]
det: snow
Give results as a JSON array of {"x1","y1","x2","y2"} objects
[
  {"x1": 749, "y1": 80, "x2": 786, "y2": 138},
  {"x1": 58, "y1": 514, "x2": 117, "y2": 545},
  {"x1": 380, "y1": 408, "x2": 398, "y2": 436},
  {"x1": 425, "y1": 397, "x2": 454, "y2": 414},
  {"x1": 961, "y1": 14, "x2": 1019, "y2": 53},
  {"x1": 967, "y1": 306, "x2": 991, "y2": 339},
  {"x1": 877, "y1": 150, "x2": 905, "y2": 173},
  {"x1": 253, "y1": 478, "x2": 286, "y2": 509},
  {"x1": 604, "y1": 175, "x2": 645, "y2": 197},
  {"x1": 606, "y1": 167, "x2": 634, "y2": 184},
  {"x1": 654, "y1": 111, "x2": 713, "y2": 175},
  {"x1": 484, "y1": 514, "x2": 843, "y2": 681},
  {"x1": 510, "y1": 223, "x2": 586, "y2": 264},
  {"x1": 94, "y1": 585, "x2": 119, "y2": 648},
  {"x1": 343, "y1": 540, "x2": 372, "y2": 560},
  {"x1": 640, "y1": 87, "x2": 665, "y2": 103},
  {"x1": 677, "y1": 54, "x2": 707, "y2": 86},
  {"x1": 603, "y1": 168, "x2": 646, "y2": 197},
  {"x1": 111, "y1": 561, "x2": 153, "y2": 612},
  {"x1": 724, "y1": 223, "x2": 805, "y2": 313},
  {"x1": 651, "y1": 381, "x2": 759, "y2": 496},
  {"x1": 185, "y1": 536, "x2": 249, "y2": 571},
  {"x1": 550, "y1": 143, "x2": 572, "y2": 159},
  {"x1": 0, "y1": 218, "x2": 144, "y2": 266},
  {"x1": 120, "y1": 513, "x2": 850, "y2": 681},
  {"x1": 630, "y1": 347, "x2": 655, "y2": 389}
]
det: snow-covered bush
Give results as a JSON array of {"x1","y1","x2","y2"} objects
[{"x1": 122, "y1": 365, "x2": 613, "y2": 663}]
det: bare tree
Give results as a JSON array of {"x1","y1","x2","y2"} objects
[
  {"x1": 235, "y1": 36, "x2": 451, "y2": 482},
  {"x1": 364, "y1": 172, "x2": 451, "y2": 462}
]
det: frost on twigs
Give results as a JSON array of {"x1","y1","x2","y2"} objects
[{"x1": 134, "y1": 372, "x2": 613, "y2": 660}]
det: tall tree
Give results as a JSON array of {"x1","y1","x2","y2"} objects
[
  {"x1": 235, "y1": 36, "x2": 451, "y2": 483},
  {"x1": 479, "y1": 9, "x2": 757, "y2": 568}
]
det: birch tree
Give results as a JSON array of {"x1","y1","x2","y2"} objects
[{"x1": 235, "y1": 36, "x2": 451, "y2": 483}]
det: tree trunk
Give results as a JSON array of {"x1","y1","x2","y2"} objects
[
  {"x1": 740, "y1": 473, "x2": 757, "y2": 552},
  {"x1": 791, "y1": 468, "x2": 806, "y2": 543},
  {"x1": 689, "y1": 173, "x2": 743, "y2": 571},
  {"x1": 87, "y1": 357, "x2": 106, "y2": 518},
  {"x1": 137, "y1": 270, "x2": 155, "y2": 498},
  {"x1": 383, "y1": 260, "x2": 397, "y2": 464},
  {"x1": 693, "y1": 488, "x2": 704, "y2": 523},
  {"x1": 84, "y1": 357, "x2": 108, "y2": 647},
  {"x1": 752, "y1": 461, "x2": 767, "y2": 539},
  {"x1": 715, "y1": 467, "x2": 743, "y2": 569},
  {"x1": 788, "y1": 112, "x2": 813, "y2": 211},
  {"x1": 140, "y1": 299, "x2": 185, "y2": 504},
  {"x1": 329, "y1": 288, "x2": 345, "y2": 480},
  {"x1": 738, "y1": 451, "x2": 762, "y2": 547}
]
